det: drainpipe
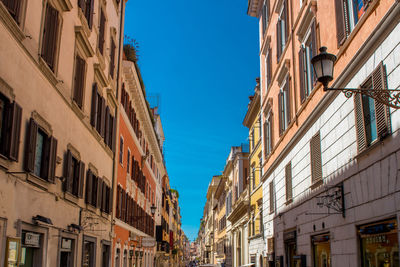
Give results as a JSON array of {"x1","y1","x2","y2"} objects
[{"x1": 290, "y1": 0, "x2": 299, "y2": 125}]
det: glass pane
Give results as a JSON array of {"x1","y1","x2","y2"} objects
[
  {"x1": 34, "y1": 131, "x2": 45, "y2": 177},
  {"x1": 362, "y1": 95, "x2": 377, "y2": 145}
]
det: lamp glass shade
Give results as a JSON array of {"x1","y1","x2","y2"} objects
[
  {"x1": 150, "y1": 205, "x2": 156, "y2": 215},
  {"x1": 311, "y1": 46, "x2": 337, "y2": 88}
]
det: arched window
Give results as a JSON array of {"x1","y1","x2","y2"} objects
[
  {"x1": 115, "y1": 248, "x2": 120, "y2": 267},
  {"x1": 123, "y1": 250, "x2": 127, "y2": 267}
]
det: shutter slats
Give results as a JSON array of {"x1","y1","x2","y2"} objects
[
  {"x1": 25, "y1": 118, "x2": 38, "y2": 173},
  {"x1": 100, "y1": 98, "x2": 106, "y2": 138},
  {"x1": 88, "y1": 0, "x2": 94, "y2": 29},
  {"x1": 335, "y1": 0, "x2": 347, "y2": 47},
  {"x1": 299, "y1": 47, "x2": 306, "y2": 103},
  {"x1": 354, "y1": 92, "x2": 367, "y2": 152},
  {"x1": 98, "y1": 10, "x2": 105, "y2": 54},
  {"x1": 90, "y1": 83, "x2": 98, "y2": 127},
  {"x1": 47, "y1": 137, "x2": 58, "y2": 183},
  {"x1": 278, "y1": 92, "x2": 283, "y2": 135},
  {"x1": 285, "y1": 76, "x2": 291, "y2": 124},
  {"x1": 276, "y1": 21, "x2": 281, "y2": 62},
  {"x1": 283, "y1": 0, "x2": 289, "y2": 43},
  {"x1": 285, "y1": 162, "x2": 292, "y2": 201},
  {"x1": 78, "y1": 161, "x2": 85, "y2": 198},
  {"x1": 372, "y1": 63, "x2": 390, "y2": 139},
  {"x1": 97, "y1": 178, "x2": 103, "y2": 209},
  {"x1": 105, "y1": 106, "x2": 110, "y2": 146},
  {"x1": 267, "y1": 48, "x2": 272, "y2": 89},
  {"x1": 269, "y1": 181, "x2": 274, "y2": 213},
  {"x1": 6, "y1": 102, "x2": 22, "y2": 161},
  {"x1": 85, "y1": 170, "x2": 93, "y2": 203},
  {"x1": 310, "y1": 132, "x2": 322, "y2": 183},
  {"x1": 64, "y1": 150, "x2": 73, "y2": 193}
]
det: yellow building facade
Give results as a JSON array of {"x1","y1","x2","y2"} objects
[{"x1": 243, "y1": 81, "x2": 264, "y2": 264}]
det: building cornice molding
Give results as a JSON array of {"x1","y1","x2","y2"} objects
[{"x1": 75, "y1": 26, "x2": 95, "y2": 58}]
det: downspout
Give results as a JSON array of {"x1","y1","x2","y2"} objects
[{"x1": 290, "y1": 0, "x2": 299, "y2": 125}]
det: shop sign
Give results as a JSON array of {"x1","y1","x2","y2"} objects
[
  {"x1": 61, "y1": 238, "x2": 72, "y2": 250},
  {"x1": 283, "y1": 230, "x2": 296, "y2": 241},
  {"x1": 142, "y1": 237, "x2": 156, "y2": 247},
  {"x1": 312, "y1": 234, "x2": 330, "y2": 243},
  {"x1": 24, "y1": 232, "x2": 40, "y2": 248}
]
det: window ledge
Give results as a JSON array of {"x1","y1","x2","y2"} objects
[
  {"x1": 285, "y1": 198, "x2": 293, "y2": 205},
  {"x1": 64, "y1": 192, "x2": 79, "y2": 204},
  {"x1": 38, "y1": 57, "x2": 59, "y2": 87},
  {"x1": 26, "y1": 173, "x2": 50, "y2": 191},
  {"x1": 0, "y1": 3, "x2": 25, "y2": 42},
  {"x1": 0, "y1": 154, "x2": 11, "y2": 170},
  {"x1": 101, "y1": 212, "x2": 111, "y2": 220},
  {"x1": 70, "y1": 100, "x2": 85, "y2": 120},
  {"x1": 355, "y1": 137, "x2": 386, "y2": 160},
  {"x1": 310, "y1": 178, "x2": 323, "y2": 190},
  {"x1": 86, "y1": 204, "x2": 98, "y2": 213},
  {"x1": 77, "y1": 9, "x2": 91, "y2": 38}
]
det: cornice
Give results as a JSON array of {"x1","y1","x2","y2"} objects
[
  {"x1": 75, "y1": 26, "x2": 94, "y2": 58},
  {"x1": 122, "y1": 60, "x2": 163, "y2": 163},
  {"x1": 247, "y1": 0, "x2": 261, "y2": 17},
  {"x1": 94, "y1": 64, "x2": 109, "y2": 87},
  {"x1": 243, "y1": 88, "x2": 261, "y2": 128}
]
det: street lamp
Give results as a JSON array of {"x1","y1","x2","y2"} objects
[
  {"x1": 311, "y1": 46, "x2": 400, "y2": 109},
  {"x1": 150, "y1": 205, "x2": 156, "y2": 216}
]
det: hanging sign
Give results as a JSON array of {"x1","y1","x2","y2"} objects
[{"x1": 24, "y1": 232, "x2": 40, "y2": 248}]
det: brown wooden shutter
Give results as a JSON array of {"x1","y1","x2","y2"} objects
[
  {"x1": 354, "y1": 93, "x2": 367, "y2": 152},
  {"x1": 108, "y1": 185, "x2": 112, "y2": 214},
  {"x1": 90, "y1": 83, "x2": 98, "y2": 127},
  {"x1": 263, "y1": 121, "x2": 269, "y2": 157},
  {"x1": 310, "y1": 132, "x2": 322, "y2": 183},
  {"x1": 47, "y1": 137, "x2": 58, "y2": 183},
  {"x1": 122, "y1": 191, "x2": 126, "y2": 221},
  {"x1": 2, "y1": 0, "x2": 21, "y2": 22},
  {"x1": 100, "y1": 98, "x2": 106, "y2": 138},
  {"x1": 269, "y1": 113, "x2": 274, "y2": 150},
  {"x1": 78, "y1": 161, "x2": 85, "y2": 198},
  {"x1": 285, "y1": 77, "x2": 291, "y2": 124},
  {"x1": 85, "y1": 169, "x2": 93, "y2": 203},
  {"x1": 267, "y1": 48, "x2": 272, "y2": 89},
  {"x1": 98, "y1": 10, "x2": 105, "y2": 54},
  {"x1": 283, "y1": 0, "x2": 289, "y2": 43},
  {"x1": 116, "y1": 186, "x2": 120, "y2": 218},
  {"x1": 104, "y1": 106, "x2": 110, "y2": 146},
  {"x1": 299, "y1": 47, "x2": 306, "y2": 103},
  {"x1": 97, "y1": 178, "x2": 103, "y2": 208},
  {"x1": 88, "y1": 0, "x2": 94, "y2": 29},
  {"x1": 335, "y1": 0, "x2": 347, "y2": 47},
  {"x1": 101, "y1": 182, "x2": 107, "y2": 211},
  {"x1": 78, "y1": 0, "x2": 85, "y2": 11},
  {"x1": 269, "y1": 181, "x2": 274, "y2": 213},
  {"x1": 110, "y1": 39, "x2": 116, "y2": 78},
  {"x1": 278, "y1": 92, "x2": 283, "y2": 135},
  {"x1": 276, "y1": 21, "x2": 281, "y2": 62},
  {"x1": 74, "y1": 56, "x2": 86, "y2": 108},
  {"x1": 285, "y1": 162, "x2": 292, "y2": 201},
  {"x1": 5, "y1": 101, "x2": 22, "y2": 161},
  {"x1": 64, "y1": 150, "x2": 73, "y2": 193},
  {"x1": 262, "y1": 3, "x2": 266, "y2": 35},
  {"x1": 111, "y1": 115, "x2": 116, "y2": 152},
  {"x1": 24, "y1": 118, "x2": 38, "y2": 173},
  {"x1": 41, "y1": 4, "x2": 58, "y2": 70},
  {"x1": 372, "y1": 63, "x2": 390, "y2": 139}
]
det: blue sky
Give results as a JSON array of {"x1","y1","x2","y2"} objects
[{"x1": 124, "y1": 0, "x2": 259, "y2": 241}]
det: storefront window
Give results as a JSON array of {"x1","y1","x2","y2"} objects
[
  {"x1": 101, "y1": 243, "x2": 110, "y2": 267},
  {"x1": 359, "y1": 219, "x2": 399, "y2": 267},
  {"x1": 284, "y1": 230, "x2": 296, "y2": 267},
  {"x1": 312, "y1": 234, "x2": 331, "y2": 267},
  {"x1": 20, "y1": 231, "x2": 43, "y2": 267},
  {"x1": 59, "y1": 238, "x2": 74, "y2": 267},
  {"x1": 82, "y1": 237, "x2": 96, "y2": 267}
]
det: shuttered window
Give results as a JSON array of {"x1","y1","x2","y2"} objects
[
  {"x1": 278, "y1": 76, "x2": 291, "y2": 135},
  {"x1": 1, "y1": 0, "x2": 22, "y2": 23},
  {"x1": 354, "y1": 62, "x2": 390, "y2": 152},
  {"x1": 63, "y1": 150, "x2": 84, "y2": 198},
  {"x1": 119, "y1": 136, "x2": 123, "y2": 164},
  {"x1": 127, "y1": 149, "x2": 131, "y2": 173},
  {"x1": 264, "y1": 112, "x2": 273, "y2": 157},
  {"x1": 335, "y1": 0, "x2": 368, "y2": 47},
  {"x1": 276, "y1": 0, "x2": 288, "y2": 62},
  {"x1": 310, "y1": 132, "x2": 322, "y2": 184},
  {"x1": 266, "y1": 48, "x2": 272, "y2": 91},
  {"x1": 109, "y1": 38, "x2": 116, "y2": 78},
  {"x1": 41, "y1": 3, "x2": 59, "y2": 71},
  {"x1": 98, "y1": 9, "x2": 106, "y2": 54},
  {"x1": 78, "y1": 0, "x2": 94, "y2": 28},
  {"x1": 0, "y1": 96, "x2": 22, "y2": 161},
  {"x1": 24, "y1": 118, "x2": 58, "y2": 183},
  {"x1": 73, "y1": 56, "x2": 86, "y2": 108},
  {"x1": 285, "y1": 162, "x2": 292, "y2": 202},
  {"x1": 269, "y1": 181, "x2": 274, "y2": 214},
  {"x1": 299, "y1": 20, "x2": 317, "y2": 103},
  {"x1": 262, "y1": 0, "x2": 270, "y2": 35}
]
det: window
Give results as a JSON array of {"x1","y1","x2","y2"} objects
[
  {"x1": 354, "y1": 62, "x2": 390, "y2": 152},
  {"x1": 73, "y1": 55, "x2": 86, "y2": 109},
  {"x1": 252, "y1": 166, "x2": 256, "y2": 190},
  {"x1": 98, "y1": 9, "x2": 106, "y2": 54},
  {"x1": 261, "y1": 0, "x2": 270, "y2": 35},
  {"x1": 0, "y1": 95, "x2": 22, "y2": 161},
  {"x1": 251, "y1": 128, "x2": 255, "y2": 150},
  {"x1": 41, "y1": 3, "x2": 59, "y2": 71},
  {"x1": 285, "y1": 162, "x2": 292, "y2": 203},
  {"x1": 109, "y1": 38, "x2": 116, "y2": 78},
  {"x1": 59, "y1": 237, "x2": 75, "y2": 267},
  {"x1": 278, "y1": 77, "x2": 291, "y2": 135},
  {"x1": 25, "y1": 119, "x2": 57, "y2": 182},
  {"x1": 78, "y1": 0, "x2": 94, "y2": 28},
  {"x1": 127, "y1": 149, "x2": 131, "y2": 173},
  {"x1": 269, "y1": 181, "x2": 274, "y2": 214},
  {"x1": 335, "y1": 0, "x2": 368, "y2": 46},
  {"x1": 119, "y1": 136, "x2": 123, "y2": 164},
  {"x1": 82, "y1": 236, "x2": 96, "y2": 267},
  {"x1": 85, "y1": 170, "x2": 103, "y2": 207},
  {"x1": 63, "y1": 150, "x2": 85, "y2": 198},
  {"x1": 21, "y1": 231, "x2": 44, "y2": 267},
  {"x1": 264, "y1": 112, "x2": 273, "y2": 156},
  {"x1": 265, "y1": 47, "x2": 272, "y2": 91},
  {"x1": 312, "y1": 234, "x2": 331, "y2": 267},
  {"x1": 101, "y1": 242, "x2": 110, "y2": 267},
  {"x1": 276, "y1": 0, "x2": 288, "y2": 61},
  {"x1": 299, "y1": 20, "x2": 317, "y2": 103},
  {"x1": 310, "y1": 132, "x2": 322, "y2": 184},
  {"x1": 259, "y1": 154, "x2": 263, "y2": 177},
  {"x1": 1, "y1": 0, "x2": 22, "y2": 23}
]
